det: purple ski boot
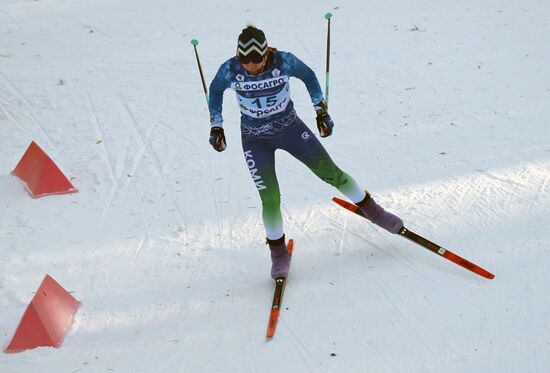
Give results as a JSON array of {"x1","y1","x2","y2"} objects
[
  {"x1": 356, "y1": 192, "x2": 404, "y2": 234},
  {"x1": 267, "y1": 235, "x2": 290, "y2": 279}
]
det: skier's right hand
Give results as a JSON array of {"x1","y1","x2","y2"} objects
[{"x1": 209, "y1": 126, "x2": 227, "y2": 152}]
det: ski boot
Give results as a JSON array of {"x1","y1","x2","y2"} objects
[
  {"x1": 356, "y1": 192, "x2": 404, "y2": 234},
  {"x1": 267, "y1": 235, "x2": 290, "y2": 279}
]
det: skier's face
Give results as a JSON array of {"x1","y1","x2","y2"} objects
[{"x1": 241, "y1": 54, "x2": 267, "y2": 75}]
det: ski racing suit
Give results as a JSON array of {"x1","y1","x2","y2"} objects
[{"x1": 208, "y1": 50, "x2": 366, "y2": 240}]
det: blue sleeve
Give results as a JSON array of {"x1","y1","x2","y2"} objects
[
  {"x1": 208, "y1": 60, "x2": 232, "y2": 128},
  {"x1": 283, "y1": 52, "x2": 324, "y2": 106}
]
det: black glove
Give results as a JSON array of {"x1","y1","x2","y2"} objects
[
  {"x1": 209, "y1": 127, "x2": 227, "y2": 152},
  {"x1": 314, "y1": 101, "x2": 334, "y2": 138}
]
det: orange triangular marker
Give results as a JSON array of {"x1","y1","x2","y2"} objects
[
  {"x1": 11, "y1": 141, "x2": 78, "y2": 198},
  {"x1": 4, "y1": 275, "x2": 81, "y2": 353}
]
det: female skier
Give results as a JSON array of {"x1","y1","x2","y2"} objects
[{"x1": 208, "y1": 25, "x2": 404, "y2": 279}]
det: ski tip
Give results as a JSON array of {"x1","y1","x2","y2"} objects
[
  {"x1": 288, "y1": 239, "x2": 294, "y2": 255},
  {"x1": 266, "y1": 309, "x2": 280, "y2": 339},
  {"x1": 332, "y1": 197, "x2": 347, "y2": 207},
  {"x1": 485, "y1": 272, "x2": 495, "y2": 280},
  {"x1": 332, "y1": 197, "x2": 366, "y2": 218},
  {"x1": 332, "y1": 196, "x2": 352, "y2": 206}
]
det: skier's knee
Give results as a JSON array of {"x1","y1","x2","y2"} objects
[
  {"x1": 261, "y1": 193, "x2": 281, "y2": 211},
  {"x1": 318, "y1": 164, "x2": 347, "y2": 188},
  {"x1": 330, "y1": 168, "x2": 347, "y2": 188}
]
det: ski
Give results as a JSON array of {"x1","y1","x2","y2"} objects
[
  {"x1": 266, "y1": 239, "x2": 294, "y2": 340},
  {"x1": 332, "y1": 197, "x2": 495, "y2": 280}
]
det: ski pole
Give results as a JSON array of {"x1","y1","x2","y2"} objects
[
  {"x1": 324, "y1": 12, "x2": 332, "y2": 109},
  {"x1": 190, "y1": 39, "x2": 209, "y2": 107}
]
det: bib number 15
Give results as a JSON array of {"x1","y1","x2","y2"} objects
[{"x1": 252, "y1": 95, "x2": 277, "y2": 109}]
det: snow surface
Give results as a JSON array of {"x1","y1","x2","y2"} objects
[{"x1": 1, "y1": 0, "x2": 549, "y2": 372}]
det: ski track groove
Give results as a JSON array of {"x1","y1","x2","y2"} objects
[
  {"x1": 337, "y1": 215, "x2": 348, "y2": 255},
  {"x1": 119, "y1": 99, "x2": 197, "y2": 253},
  {"x1": 373, "y1": 228, "x2": 416, "y2": 268},
  {"x1": 130, "y1": 201, "x2": 157, "y2": 264},
  {"x1": 226, "y1": 183, "x2": 235, "y2": 243},
  {"x1": 407, "y1": 184, "x2": 440, "y2": 220},
  {"x1": 118, "y1": 98, "x2": 166, "y2": 199},
  {"x1": 121, "y1": 100, "x2": 159, "y2": 165},
  {"x1": 115, "y1": 101, "x2": 174, "y2": 268},
  {"x1": 86, "y1": 90, "x2": 118, "y2": 230},
  {"x1": 370, "y1": 275, "x2": 446, "y2": 368},
  {"x1": 536, "y1": 172, "x2": 548, "y2": 203},
  {"x1": 73, "y1": 18, "x2": 116, "y2": 41},
  {"x1": 2, "y1": 106, "x2": 26, "y2": 133},
  {"x1": 157, "y1": 120, "x2": 198, "y2": 149},
  {"x1": 0, "y1": 71, "x2": 54, "y2": 148},
  {"x1": 119, "y1": 116, "x2": 157, "y2": 199},
  {"x1": 174, "y1": 335, "x2": 193, "y2": 373},
  {"x1": 87, "y1": 93, "x2": 169, "y2": 296},
  {"x1": 152, "y1": 307, "x2": 200, "y2": 373},
  {"x1": 318, "y1": 208, "x2": 417, "y2": 272},
  {"x1": 378, "y1": 274, "x2": 426, "y2": 326},
  {"x1": 0, "y1": 94, "x2": 9, "y2": 110},
  {"x1": 147, "y1": 335, "x2": 176, "y2": 373},
  {"x1": 125, "y1": 258, "x2": 212, "y2": 373},
  {"x1": 86, "y1": 91, "x2": 117, "y2": 180},
  {"x1": 485, "y1": 166, "x2": 548, "y2": 209},
  {"x1": 293, "y1": 207, "x2": 321, "y2": 242},
  {"x1": 295, "y1": 35, "x2": 315, "y2": 64},
  {"x1": 148, "y1": 119, "x2": 201, "y2": 241},
  {"x1": 336, "y1": 262, "x2": 363, "y2": 346},
  {"x1": 212, "y1": 185, "x2": 224, "y2": 248},
  {"x1": 283, "y1": 319, "x2": 322, "y2": 373},
  {"x1": 143, "y1": 305, "x2": 193, "y2": 373},
  {"x1": 479, "y1": 169, "x2": 528, "y2": 190},
  {"x1": 244, "y1": 329, "x2": 260, "y2": 373},
  {"x1": 429, "y1": 175, "x2": 468, "y2": 222},
  {"x1": 1, "y1": 5, "x2": 22, "y2": 31}
]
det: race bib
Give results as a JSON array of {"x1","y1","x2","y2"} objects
[{"x1": 231, "y1": 76, "x2": 291, "y2": 119}]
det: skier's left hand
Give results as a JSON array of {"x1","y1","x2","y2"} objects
[{"x1": 314, "y1": 101, "x2": 334, "y2": 138}]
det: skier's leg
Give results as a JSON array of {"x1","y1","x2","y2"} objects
[
  {"x1": 241, "y1": 135, "x2": 290, "y2": 278},
  {"x1": 279, "y1": 116, "x2": 364, "y2": 201},
  {"x1": 281, "y1": 116, "x2": 403, "y2": 233},
  {"x1": 241, "y1": 137, "x2": 283, "y2": 240}
]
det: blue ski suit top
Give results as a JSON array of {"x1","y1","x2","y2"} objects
[
  {"x1": 206, "y1": 49, "x2": 369, "y2": 241},
  {"x1": 208, "y1": 50, "x2": 325, "y2": 128}
]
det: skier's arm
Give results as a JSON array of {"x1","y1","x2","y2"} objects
[
  {"x1": 207, "y1": 60, "x2": 231, "y2": 151},
  {"x1": 284, "y1": 52, "x2": 324, "y2": 106},
  {"x1": 285, "y1": 52, "x2": 333, "y2": 137},
  {"x1": 208, "y1": 60, "x2": 231, "y2": 128}
]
